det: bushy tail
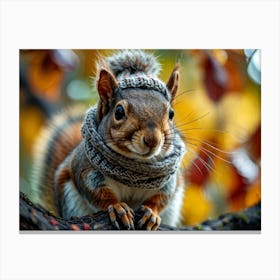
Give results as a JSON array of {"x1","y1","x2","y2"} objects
[
  {"x1": 106, "y1": 50, "x2": 161, "y2": 79},
  {"x1": 31, "y1": 106, "x2": 85, "y2": 214}
]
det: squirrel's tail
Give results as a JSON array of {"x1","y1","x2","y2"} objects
[
  {"x1": 105, "y1": 50, "x2": 161, "y2": 79},
  {"x1": 31, "y1": 107, "x2": 85, "y2": 214}
]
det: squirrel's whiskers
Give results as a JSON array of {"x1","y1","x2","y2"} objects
[{"x1": 32, "y1": 50, "x2": 186, "y2": 230}]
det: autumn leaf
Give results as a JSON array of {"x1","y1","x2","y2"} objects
[{"x1": 202, "y1": 51, "x2": 228, "y2": 102}]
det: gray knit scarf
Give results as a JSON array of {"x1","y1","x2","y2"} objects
[{"x1": 81, "y1": 106, "x2": 185, "y2": 190}]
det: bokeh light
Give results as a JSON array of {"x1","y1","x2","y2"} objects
[{"x1": 20, "y1": 49, "x2": 261, "y2": 226}]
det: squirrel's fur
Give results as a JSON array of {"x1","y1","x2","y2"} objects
[
  {"x1": 31, "y1": 50, "x2": 185, "y2": 230},
  {"x1": 31, "y1": 107, "x2": 85, "y2": 214}
]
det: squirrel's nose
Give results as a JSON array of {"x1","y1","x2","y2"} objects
[
  {"x1": 143, "y1": 135, "x2": 159, "y2": 149},
  {"x1": 143, "y1": 136, "x2": 159, "y2": 149},
  {"x1": 142, "y1": 120, "x2": 161, "y2": 149},
  {"x1": 142, "y1": 131, "x2": 161, "y2": 150}
]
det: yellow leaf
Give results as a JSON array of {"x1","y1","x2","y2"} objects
[
  {"x1": 181, "y1": 184, "x2": 213, "y2": 226},
  {"x1": 218, "y1": 91, "x2": 261, "y2": 150},
  {"x1": 245, "y1": 178, "x2": 261, "y2": 207}
]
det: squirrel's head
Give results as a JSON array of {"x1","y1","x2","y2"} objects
[{"x1": 95, "y1": 66, "x2": 179, "y2": 160}]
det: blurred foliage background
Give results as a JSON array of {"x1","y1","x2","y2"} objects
[{"x1": 20, "y1": 49, "x2": 261, "y2": 226}]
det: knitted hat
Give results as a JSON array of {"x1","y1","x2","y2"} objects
[{"x1": 106, "y1": 50, "x2": 171, "y2": 100}]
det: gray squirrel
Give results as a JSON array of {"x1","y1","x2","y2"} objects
[{"x1": 32, "y1": 50, "x2": 186, "y2": 230}]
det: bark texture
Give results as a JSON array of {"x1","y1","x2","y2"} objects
[{"x1": 20, "y1": 192, "x2": 261, "y2": 231}]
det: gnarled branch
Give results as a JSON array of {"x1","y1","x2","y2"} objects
[{"x1": 20, "y1": 192, "x2": 261, "y2": 231}]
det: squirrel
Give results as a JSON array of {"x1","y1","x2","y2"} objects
[{"x1": 31, "y1": 50, "x2": 186, "y2": 230}]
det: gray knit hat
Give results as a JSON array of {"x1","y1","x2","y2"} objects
[{"x1": 106, "y1": 50, "x2": 171, "y2": 100}]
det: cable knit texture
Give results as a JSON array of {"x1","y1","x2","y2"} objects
[
  {"x1": 81, "y1": 50, "x2": 185, "y2": 189},
  {"x1": 81, "y1": 106, "x2": 185, "y2": 189},
  {"x1": 106, "y1": 50, "x2": 171, "y2": 100}
]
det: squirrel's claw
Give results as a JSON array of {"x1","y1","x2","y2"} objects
[
  {"x1": 138, "y1": 205, "x2": 161, "y2": 231},
  {"x1": 108, "y1": 202, "x2": 135, "y2": 230},
  {"x1": 108, "y1": 205, "x2": 120, "y2": 229}
]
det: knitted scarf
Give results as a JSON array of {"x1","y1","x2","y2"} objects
[{"x1": 81, "y1": 106, "x2": 185, "y2": 190}]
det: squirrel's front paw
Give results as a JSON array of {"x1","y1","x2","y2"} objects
[
  {"x1": 108, "y1": 202, "x2": 135, "y2": 230},
  {"x1": 138, "y1": 205, "x2": 161, "y2": 231}
]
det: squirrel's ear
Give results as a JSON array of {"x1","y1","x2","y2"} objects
[
  {"x1": 96, "y1": 68, "x2": 118, "y2": 122},
  {"x1": 166, "y1": 65, "x2": 180, "y2": 101},
  {"x1": 97, "y1": 68, "x2": 118, "y2": 101}
]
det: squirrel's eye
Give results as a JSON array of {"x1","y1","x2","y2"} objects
[
  {"x1": 115, "y1": 104, "x2": 126, "y2": 121},
  {"x1": 169, "y1": 109, "x2": 174, "y2": 120}
]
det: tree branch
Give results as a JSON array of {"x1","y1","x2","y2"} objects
[{"x1": 20, "y1": 192, "x2": 261, "y2": 231}]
